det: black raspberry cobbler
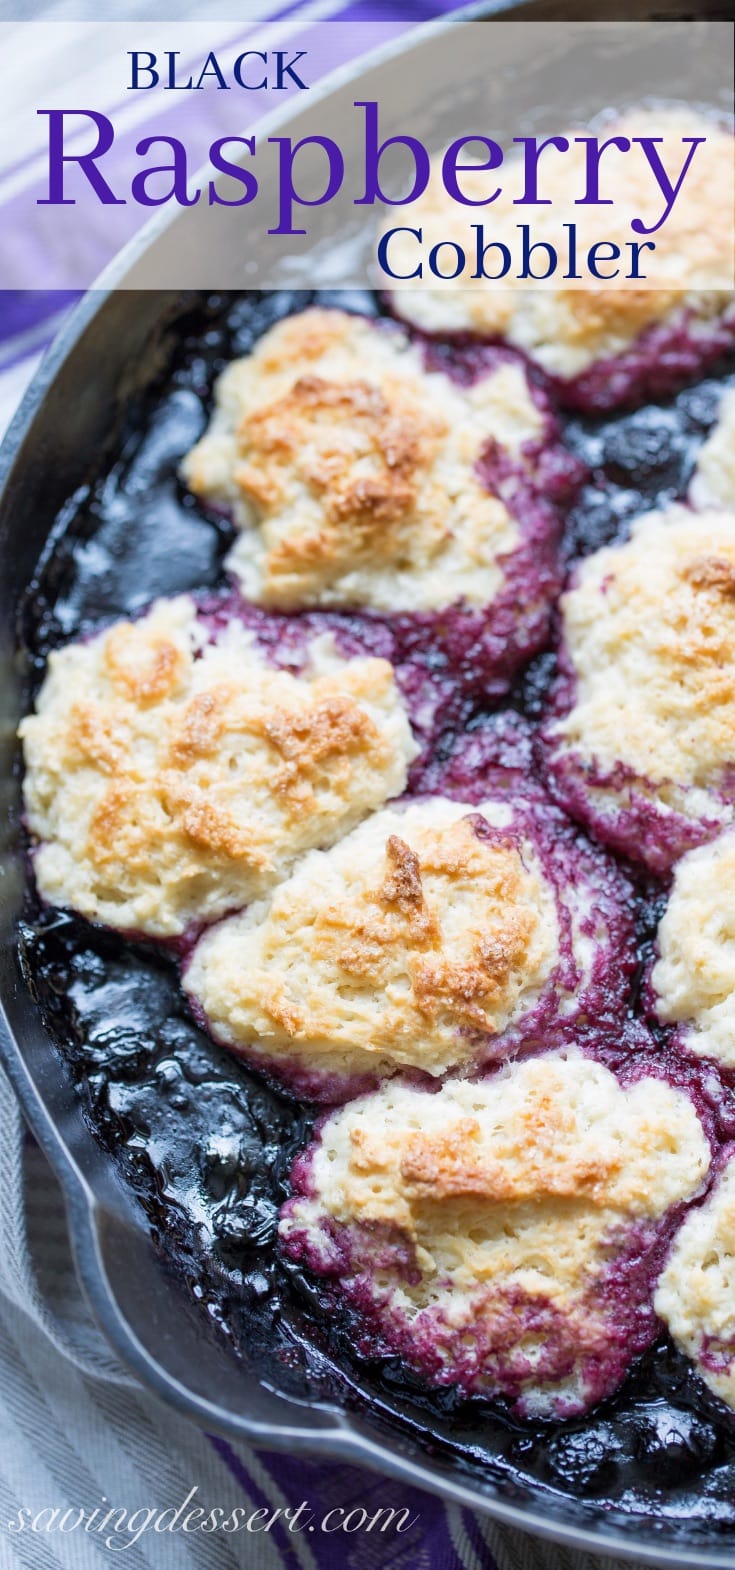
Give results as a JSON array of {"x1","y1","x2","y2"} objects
[{"x1": 17, "y1": 258, "x2": 735, "y2": 1521}]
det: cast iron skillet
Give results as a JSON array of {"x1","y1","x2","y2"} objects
[{"x1": 2, "y1": 3, "x2": 734, "y2": 1564}]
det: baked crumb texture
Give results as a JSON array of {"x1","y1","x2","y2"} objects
[
  {"x1": 542, "y1": 505, "x2": 735, "y2": 872},
  {"x1": 20, "y1": 596, "x2": 417, "y2": 938},
  {"x1": 691, "y1": 386, "x2": 735, "y2": 510},
  {"x1": 652, "y1": 829, "x2": 735, "y2": 1069},
  {"x1": 181, "y1": 308, "x2": 574, "y2": 684},
  {"x1": 184, "y1": 793, "x2": 633, "y2": 1100},
  {"x1": 385, "y1": 111, "x2": 735, "y2": 412},
  {"x1": 280, "y1": 1051, "x2": 711, "y2": 1417},
  {"x1": 656, "y1": 1155, "x2": 735, "y2": 1413}
]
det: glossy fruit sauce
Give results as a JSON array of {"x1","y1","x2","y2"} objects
[{"x1": 16, "y1": 290, "x2": 735, "y2": 1538}]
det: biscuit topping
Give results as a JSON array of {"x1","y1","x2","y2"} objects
[
  {"x1": 280, "y1": 1053, "x2": 710, "y2": 1416},
  {"x1": 550, "y1": 506, "x2": 735, "y2": 807},
  {"x1": 182, "y1": 306, "x2": 544, "y2": 612},
  {"x1": 691, "y1": 387, "x2": 735, "y2": 511},
  {"x1": 652, "y1": 830, "x2": 735, "y2": 1068},
  {"x1": 383, "y1": 110, "x2": 735, "y2": 381},
  {"x1": 184, "y1": 797, "x2": 559, "y2": 1088},
  {"x1": 20, "y1": 597, "x2": 417, "y2": 937},
  {"x1": 655, "y1": 1158, "x2": 735, "y2": 1412}
]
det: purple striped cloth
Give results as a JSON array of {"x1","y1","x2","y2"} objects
[{"x1": 0, "y1": 0, "x2": 466, "y2": 425}]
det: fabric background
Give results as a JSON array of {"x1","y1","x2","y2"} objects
[{"x1": 0, "y1": 4, "x2": 657, "y2": 1566}]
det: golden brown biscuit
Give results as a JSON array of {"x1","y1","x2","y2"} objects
[
  {"x1": 182, "y1": 306, "x2": 545, "y2": 612},
  {"x1": 544, "y1": 505, "x2": 735, "y2": 869},
  {"x1": 20, "y1": 597, "x2": 417, "y2": 937},
  {"x1": 184, "y1": 797, "x2": 559, "y2": 1091},
  {"x1": 652, "y1": 829, "x2": 735, "y2": 1067},
  {"x1": 280, "y1": 1051, "x2": 710, "y2": 1416},
  {"x1": 655, "y1": 1157, "x2": 735, "y2": 1412}
]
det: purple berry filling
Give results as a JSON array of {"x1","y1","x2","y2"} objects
[{"x1": 556, "y1": 306, "x2": 735, "y2": 415}]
